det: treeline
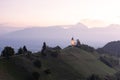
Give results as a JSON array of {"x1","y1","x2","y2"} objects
[
  {"x1": 41, "y1": 42, "x2": 61, "y2": 57},
  {"x1": 0, "y1": 42, "x2": 59, "y2": 80},
  {"x1": 0, "y1": 45, "x2": 32, "y2": 59},
  {"x1": 0, "y1": 42, "x2": 61, "y2": 59}
]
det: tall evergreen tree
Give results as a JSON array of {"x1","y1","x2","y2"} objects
[
  {"x1": 23, "y1": 45, "x2": 28, "y2": 52},
  {"x1": 41, "y1": 42, "x2": 47, "y2": 56},
  {"x1": 42, "y1": 42, "x2": 46, "y2": 50}
]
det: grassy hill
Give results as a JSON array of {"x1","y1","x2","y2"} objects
[
  {"x1": 97, "y1": 41, "x2": 120, "y2": 56},
  {"x1": 61, "y1": 47, "x2": 116, "y2": 77},
  {"x1": 0, "y1": 58, "x2": 29, "y2": 80},
  {"x1": 0, "y1": 47, "x2": 117, "y2": 80}
]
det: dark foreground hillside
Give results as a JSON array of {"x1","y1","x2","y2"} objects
[{"x1": 0, "y1": 47, "x2": 117, "y2": 80}]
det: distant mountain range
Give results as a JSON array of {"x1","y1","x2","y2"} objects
[
  {"x1": 1, "y1": 23, "x2": 120, "y2": 52},
  {"x1": 0, "y1": 25, "x2": 24, "y2": 35}
]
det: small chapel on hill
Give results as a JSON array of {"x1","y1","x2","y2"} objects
[{"x1": 71, "y1": 37, "x2": 81, "y2": 47}]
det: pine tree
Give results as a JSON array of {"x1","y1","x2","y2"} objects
[
  {"x1": 42, "y1": 42, "x2": 46, "y2": 50},
  {"x1": 41, "y1": 42, "x2": 47, "y2": 56},
  {"x1": 23, "y1": 45, "x2": 28, "y2": 52}
]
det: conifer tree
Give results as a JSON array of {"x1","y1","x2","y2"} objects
[
  {"x1": 23, "y1": 45, "x2": 28, "y2": 52},
  {"x1": 41, "y1": 42, "x2": 47, "y2": 56}
]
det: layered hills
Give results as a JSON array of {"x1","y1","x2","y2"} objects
[{"x1": 0, "y1": 47, "x2": 116, "y2": 80}]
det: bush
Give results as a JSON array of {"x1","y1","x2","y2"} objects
[
  {"x1": 44, "y1": 69, "x2": 51, "y2": 75},
  {"x1": 17, "y1": 46, "x2": 31, "y2": 55},
  {"x1": 33, "y1": 59, "x2": 42, "y2": 68},
  {"x1": 1, "y1": 46, "x2": 15, "y2": 59},
  {"x1": 17, "y1": 47, "x2": 24, "y2": 55},
  {"x1": 77, "y1": 44, "x2": 95, "y2": 52},
  {"x1": 99, "y1": 56, "x2": 119, "y2": 68},
  {"x1": 99, "y1": 56, "x2": 112, "y2": 67},
  {"x1": 32, "y1": 72, "x2": 40, "y2": 80},
  {"x1": 50, "y1": 51, "x2": 59, "y2": 57},
  {"x1": 47, "y1": 46, "x2": 61, "y2": 57},
  {"x1": 87, "y1": 74, "x2": 101, "y2": 80}
]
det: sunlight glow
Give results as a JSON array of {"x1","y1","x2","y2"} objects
[{"x1": 0, "y1": 0, "x2": 120, "y2": 27}]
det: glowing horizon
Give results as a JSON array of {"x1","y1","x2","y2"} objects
[{"x1": 0, "y1": 0, "x2": 120, "y2": 28}]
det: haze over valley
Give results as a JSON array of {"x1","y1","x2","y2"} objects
[{"x1": 0, "y1": 23, "x2": 120, "y2": 52}]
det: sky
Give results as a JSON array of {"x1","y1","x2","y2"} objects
[{"x1": 0, "y1": 0, "x2": 120, "y2": 28}]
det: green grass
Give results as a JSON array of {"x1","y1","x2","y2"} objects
[
  {"x1": 40, "y1": 56, "x2": 85, "y2": 80},
  {"x1": 0, "y1": 47, "x2": 117, "y2": 80},
  {"x1": 61, "y1": 47, "x2": 116, "y2": 77},
  {"x1": 0, "y1": 59, "x2": 27, "y2": 80}
]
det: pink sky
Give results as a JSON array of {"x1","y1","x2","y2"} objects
[{"x1": 0, "y1": 0, "x2": 120, "y2": 27}]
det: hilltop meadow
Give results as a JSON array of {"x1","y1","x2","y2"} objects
[{"x1": 1, "y1": 41, "x2": 120, "y2": 80}]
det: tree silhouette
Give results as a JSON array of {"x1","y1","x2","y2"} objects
[
  {"x1": 42, "y1": 42, "x2": 46, "y2": 50},
  {"x1": 41, "y1": 42, "x2": 47, "y2": 56},
  {"x1": 1, "y1": 46, "x2": 15, "y2": 59},
  {"x1": 23, "y1": 45, "x2": 28, "y2": 52},
  {"x1": 17, "y1": 47, "x2": 24, "y2": 55},
  {"x1": 76, "y1": 39, "x2": 81, "y2": 47},
  {"x1": 44, "y1": 69, "x2": 51, "y2": 75},
  {"x1": 80, "y1": 44, "x2": 95, "y2": 52},
  {"x1": 87, "y1": 74, "x2": 101, "y2": 80}
]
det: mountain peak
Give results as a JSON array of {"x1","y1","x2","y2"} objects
[{"x1": 75, "y1": 22, "x2": 88, "y2": 27}]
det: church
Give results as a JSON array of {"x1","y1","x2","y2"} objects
[{"x1": 71, "y1": 37, "x2": 81, "y2": 47}]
